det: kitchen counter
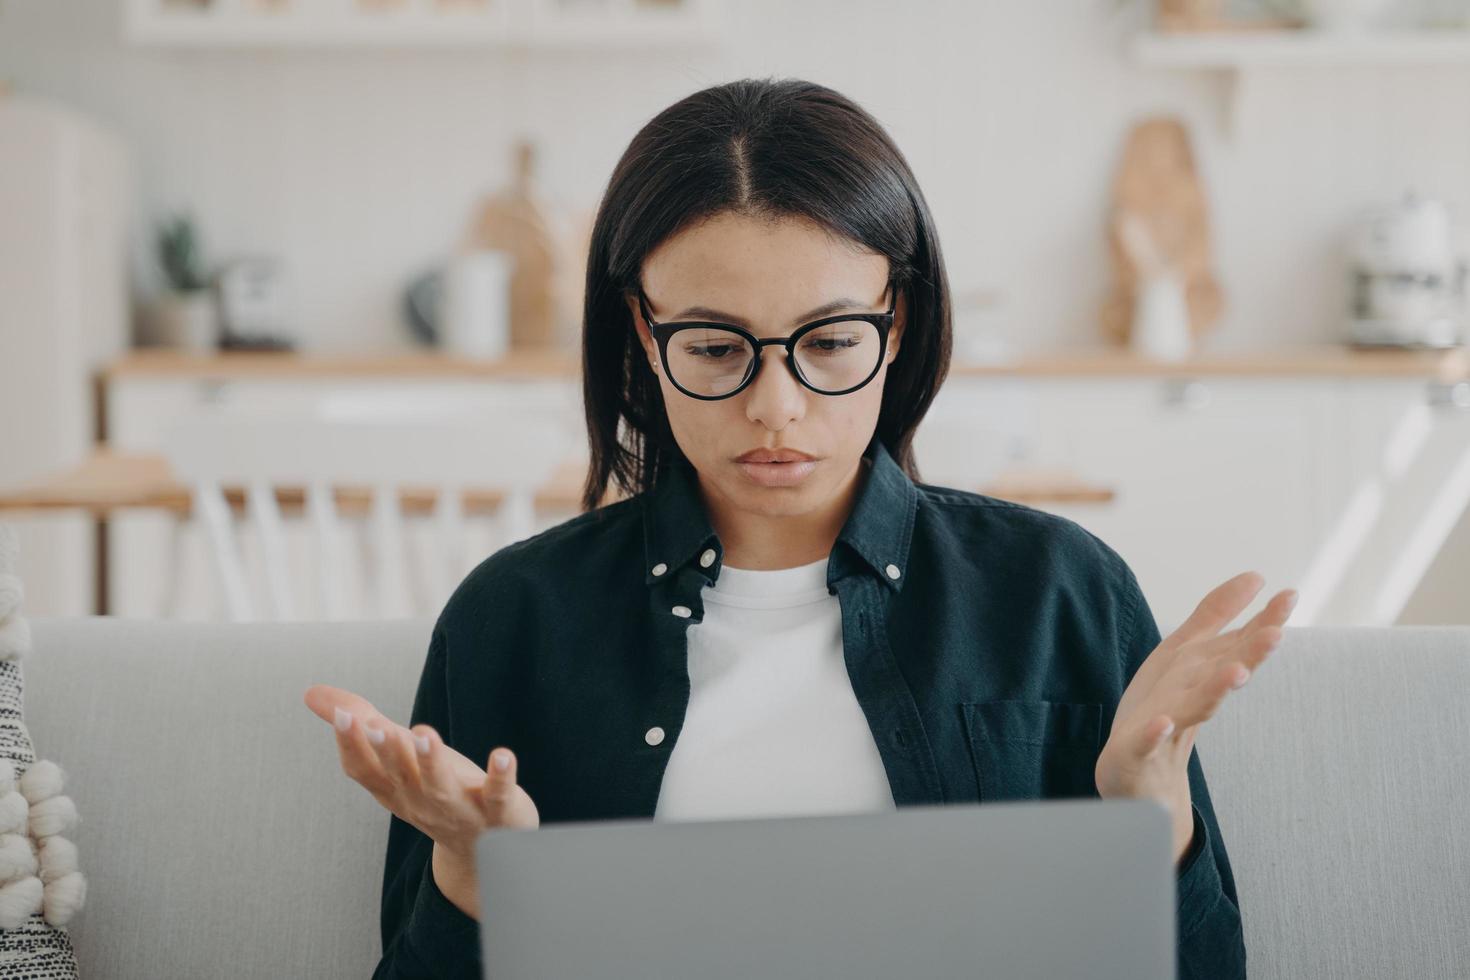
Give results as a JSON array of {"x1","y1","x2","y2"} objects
[{"x1": 68, "y1": 343, "x2": 1470, "y2": 625}]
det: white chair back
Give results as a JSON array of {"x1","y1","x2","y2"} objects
[{"x1": 161, "y1": 408, "x2": 575, "y2": 622}]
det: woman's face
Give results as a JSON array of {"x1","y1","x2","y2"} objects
[{"x1": 627, "y1": 211, "x2": 905, "y2": 522}]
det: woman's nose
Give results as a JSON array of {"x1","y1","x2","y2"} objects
[{"x1": 743, "y1": 347, "x2": 807, "y2": 427}]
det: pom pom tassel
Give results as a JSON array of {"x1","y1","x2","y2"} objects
[
  {"x1": 0, "y1": 790, "x2": 27, "y2": 836},
  {"x1": 0, "y1": 615, "x2": 31, "y2": 661},
  {"x1": 27, "y1": 796, "x2": 76, "y2": 840},
  {"x1": 33, "y1": 805, "x2": 86, "y2": 927},
  {"x1": 16, "y1": 759, "x2": 86, "y2": 924},
  {"x1": 19, "y1": 761, "x2": 64, "y2": 804},
  {"x1": 37, "y1": 836, "x2": 76, "y2": 882},
  {"x1": 42, "y1": 872, "x2": 84, "y2": 926},
  {"x1": 0, "y1": 833, "x2": 36, "y2": 881},
  {"x1": 0, "y1": 875, "x2": 42, "y2": 930}
]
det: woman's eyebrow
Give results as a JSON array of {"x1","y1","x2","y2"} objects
[{"x1": 673, "y1": 297, "x2": 871, "y2": 327}]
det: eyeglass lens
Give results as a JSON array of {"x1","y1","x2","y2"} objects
[{"x1": 665, "y1": 320, "x2": 883, "y2": 397}]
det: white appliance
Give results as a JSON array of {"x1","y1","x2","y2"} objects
[
  {"x1": 1347, "y1": 191, "x2": 1469, "y2": 349},
  {"x1": 0, "y1": 93, "x2": 132, "y2": 615}
]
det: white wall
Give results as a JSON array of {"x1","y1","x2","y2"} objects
[{"x1": 2, "y1": 0, "x2": 1467, "y2": 354}]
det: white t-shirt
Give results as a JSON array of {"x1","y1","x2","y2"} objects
[{"x1": 652, "y1": 554, "x2": 898, "y2": 823}]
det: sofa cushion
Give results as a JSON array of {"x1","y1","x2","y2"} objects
[
  {"x1": 1194, "y1": 624, "x2": 1470, "y2": 979},
  {"x1": 24, "y1": 616, "x2": 432, "y2": 979}
]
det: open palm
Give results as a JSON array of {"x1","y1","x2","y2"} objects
[
  {"x1": 303, "y1": 684, "x2": 539, "y2": 865},
  {"x1": 1095, "y1": 571, "x2": 1297, "y2": 852}
]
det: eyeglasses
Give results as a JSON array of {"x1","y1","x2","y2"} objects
[{"x1": 635, "y1": 283, "x2": 899, "y2": 400}]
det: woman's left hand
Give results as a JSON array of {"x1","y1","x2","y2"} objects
[{"x1": 1094, "y1": 571, "x2": 1299, "y2": 864}]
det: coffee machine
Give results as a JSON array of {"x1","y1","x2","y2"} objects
[{"x1": 1348, "y1": 192, "x2": 1468, "y2": 349}]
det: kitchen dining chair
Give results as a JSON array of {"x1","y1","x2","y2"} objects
[{"x1": 159, "y1": 407, "x2": 575, "y2": 622}]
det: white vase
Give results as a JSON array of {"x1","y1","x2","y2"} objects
[
  {"x1": 144, "y1": 291, "x2": 218, "y2": 351},
  {"x1": 1131, "y1": 274, "x2": 1193, "y2": 362},
  {"x1": 442, "y1": 250, "x2": 515, "y2": 359}
]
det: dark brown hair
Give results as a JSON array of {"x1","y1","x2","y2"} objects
[{"x1": 579, "y1": 77, "x2": 953, "y2": 512}]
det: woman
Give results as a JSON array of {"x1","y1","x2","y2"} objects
[{"x1": 305, "y1": 78, "x2": 1293, "y2": 979}]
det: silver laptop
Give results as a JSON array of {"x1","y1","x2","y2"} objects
[{"x1": 475, "y1": 797, "x2": 1175, "y2": 979}]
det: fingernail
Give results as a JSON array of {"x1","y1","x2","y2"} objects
[
  {"x1": 1160, "y1": 721, "x2": 1175, "y2": 739},
  {"x1": 334, "y1": 708, "x2": 352, "y2": 733},
  {"x1": 1285, "y1": 591, "x2": 1300, "y2": 612},
  {"x1": 414, "y1": 734, "x2": 430, "y2": 756},
  {"x1": 493, "y1": 751, "x2": 510, "y2": 772},
  {"x1": 1232, "y1": 669, "x2": 1250, "y2": 688},
  {"x1": 365, "y1": 724, "x2": 386, "y2": 746}
]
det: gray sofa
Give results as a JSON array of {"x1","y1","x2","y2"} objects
[{"x1": 21, "y1": 617, "x2": 1470, "y2": 978}]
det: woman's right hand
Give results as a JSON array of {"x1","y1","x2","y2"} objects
[{"x1": 303, "y1": 685, "x2": 540, "y2": 917}]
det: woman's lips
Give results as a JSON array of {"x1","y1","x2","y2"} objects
[{"x1": 736, "y1": 458, "x2": 818, "y2": 487}]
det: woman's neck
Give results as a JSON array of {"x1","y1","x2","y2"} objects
[{"x1": 701, "y1": 456, "x2": 867, "y2": 571}]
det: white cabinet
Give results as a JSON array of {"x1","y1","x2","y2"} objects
[
  {"x1": 1031, "y1": 378, "x2": 1334, "y2": 635},
  {"x1": 107, "y1": 376, "x2": 581, "y2": 449},
  {"x1": 919, "y1": 374, "x2": 1468, "y2": 634},
  {"x1": 1302, "y1": 380, "x2": 1470, "y2": 626}
]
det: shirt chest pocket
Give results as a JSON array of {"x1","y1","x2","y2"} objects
[{"x1": 961, "y1": 700, "x2": 1104, "y2": 803}]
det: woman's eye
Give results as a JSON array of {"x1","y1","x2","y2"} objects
[
  {"x1": 804, "y1": 336, "x2": 861, "y2": 353},
  {"x1": 687, "y1": 344, "x2": 738, "y2": 358}
]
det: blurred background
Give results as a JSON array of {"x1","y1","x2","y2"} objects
[{"x1": 2, "y1": 0, "x2": 1468, "y2": 632}]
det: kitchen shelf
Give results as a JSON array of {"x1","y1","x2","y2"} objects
[
  {"x1": 121, "y1": 0, "x2": 725, "y2": 49},
  {"x1": 1130, "y1": 28, "x2": 1470, "y2": 136},
  {"x1": 1132, "y1": 29, "x2": 1470, "y2": 68}
]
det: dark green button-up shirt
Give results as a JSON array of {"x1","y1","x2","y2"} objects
[{"x1": 375, "y1": 432, "x2": 1246, "y2": 979}]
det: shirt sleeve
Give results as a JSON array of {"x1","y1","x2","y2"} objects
[
  {"x1": 1122, "y1": 568, "x2": 1248, "y2": 980},
  {"x1": 373, "y1": 622, "x2": 484, "y2": 980}
]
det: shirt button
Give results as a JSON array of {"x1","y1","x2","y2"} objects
[
  {"x1": 699, "y1": 548, "x2": 716, "y2": 568},
  {"x1": 672, "y1": 605, "x2": 692, "y2": 618},
  {"x1": 886, "y1": 564, "x2": 902, "y2": 580},
  {"x1": 651, "y1": 562, "x2": 668, "y2": 576},
  {"x1": 645, "y1": 726, "x2": 665, "y2": 746}
]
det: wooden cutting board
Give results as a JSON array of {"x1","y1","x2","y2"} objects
[
  {"x1": 1100, "y1": 116, "x2": 1224, "y2": 348},
  {"x1": 460, "y1": 138, "x2": 561, "y2": 351}
]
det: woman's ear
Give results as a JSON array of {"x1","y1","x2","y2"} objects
[
  {"x1": 885, "y1": 290, "x2": 906, "y2": 365},
  {"x1": 624, "y1": 292, "x2": 661, "y2": 372}
]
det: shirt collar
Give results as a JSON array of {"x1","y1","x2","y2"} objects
[{"x1": 640, "y1": 431, "x2": 919, "y2": 594}]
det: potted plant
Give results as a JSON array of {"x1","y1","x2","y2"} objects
[{"x1": 142, "y1": 212, "x2": 218, "y2": 350}]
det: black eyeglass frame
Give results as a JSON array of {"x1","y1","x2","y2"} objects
[{"x1": 635, "y1": 282, "x2": 899, "y2": 401}]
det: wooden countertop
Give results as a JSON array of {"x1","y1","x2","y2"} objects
[
  {"x1": 0, "y1": 448, "x2": 1115, "y2": 518},
  {"x1": 101, "y1": 348, "x2": 585, "y2": 381},
  {"x1": 98, "y1": 345, "x2": 1470, "y2": 382}
]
